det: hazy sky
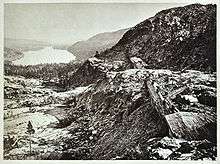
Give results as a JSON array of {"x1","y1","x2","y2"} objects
[{"x1": 5, "y1": 3, "x2": 189, "y2": 45}]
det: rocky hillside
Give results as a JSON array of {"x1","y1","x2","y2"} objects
[
  {"x1": 99, "y1": 4, "x2": 216, "y2": 71},
  {"x1": 4, "y1": 69, "x2": 217, "y2": 160},
  {"x1": 4, "y1": 47, "x2": 24, "y2": 62},
  {"x1": 66, "y1": 69, "x2": 216, "y2": 160},
  {"x1": 69, "y1": 4, "x2": 216, "y2": 88},
  {"x1": 61, "y1": 3, "x2": 217, "y2": 160},
  {"x1": 4, "y1": 3, "x2": 217, "y2": 160},
  {"x1": 67, "y1": 29, "x2": 128, "y2": 61}
]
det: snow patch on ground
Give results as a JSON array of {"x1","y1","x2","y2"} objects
[{"x1": 181, "y1": 95, "x2": 198, "y2": 103}]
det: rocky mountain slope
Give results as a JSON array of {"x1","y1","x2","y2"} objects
[
  {"x1": 61, "y1": 3, "x2": 216, "y2": 160},
  {"x1": 4, "y1": 47, "x2": 24, "y2": 62},
  {"x1": 69, "y1": 69, "x2": 216, "y2": 160},
  {"x1": 67, "y1": 29, "x2": 128, "y2": 61},
  {"x1": 69, "y1": 4, "x2": 216, "y2": 88},
  {"x1": 4, "y1": 69, "x2": 217, "y2": 160},
  {"x1": 99, "y1": 4, "x2": 216, "y2": 71}
]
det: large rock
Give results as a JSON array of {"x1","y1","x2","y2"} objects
[
  {"x1": 67, "y1": 69, "x2": 171, "y2": 159},
  {"x1": 165, "y1": 112, "x2": 216, "y2": 142}
]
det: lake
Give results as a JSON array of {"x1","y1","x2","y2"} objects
[{"x1": 13, "y1": 47, "x2": 76, "y2": 65}]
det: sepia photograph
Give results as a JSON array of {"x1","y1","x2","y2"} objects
[{"x1": 2, "y1": 0, "x2": 217, "y2": 161}]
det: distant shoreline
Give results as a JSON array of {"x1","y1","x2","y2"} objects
[{"x1": 13, "y1": 46, "x2": 76, "y2": 66}]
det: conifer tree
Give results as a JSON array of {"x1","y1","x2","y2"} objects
[{"x1": 27, "y1": 121, "x2": 35, "y2": 155}]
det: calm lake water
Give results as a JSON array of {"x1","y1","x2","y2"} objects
[{"x1": 13, "y1": 47, "x2": 76, "y2": 65}]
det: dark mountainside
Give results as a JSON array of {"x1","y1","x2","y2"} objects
[
  {"x1": 53, "y1": 4, "x2": 217, "y2": 160},
  {"x1": 101, "y1": 4, "x2": 216, "y2": 71},
  {"x1": 70, "y1": 4, "x2": 216, "y2": 87},
  {"x1": 67, "y1": 29, "x2": 128, "y2": 61}
]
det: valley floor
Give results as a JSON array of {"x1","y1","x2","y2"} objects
[{"x1": 4, "y1": 76, "x2": 88, "y2": 159}]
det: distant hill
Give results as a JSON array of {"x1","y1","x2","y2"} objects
[
  {"x1": 52, "y1": 44, "x2": 71, "y2": 50},
  {"x1": 67, "y1": 29, "x2": 129, "y2": 61},
  {"x1": 4, "y1": 47, "x2": 24, "y2": 62},
  {"x1": 4, "y1": 38, "x2": 51, "y2": 52}
]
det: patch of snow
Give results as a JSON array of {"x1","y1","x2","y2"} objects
[
  {"x1": 153, "y1": 148, "x2": 173, "y2": 159},
  {"x1": 132, "y1": 93, "x2": 142, "y2": 101},
  {"x1": 130, "y1": 57, "x2": 143, "y2": 63},
  {"x1": 146, "y1": 69, "x2": 172, "y2": 76},
  {"x1": 88, "y1": 57, "x2": 103, "y2": 63},
  {"x1": 65, "y1": 86, "x2": 90, "y2": 95},
  {"x1": 121, "y1": 69, "x2": 147, "y2": 79},
  {"x1": 181, "y1": 95, "x2": 198, "y2": 103},
  {"x1": 159, "y1": 136, "x2": 186, "y2": 148},
  {"x1": 178, "y1": 153, "x2": 193, "y2": 160},
  {"x1": 130, "y1": 57, "x2": 147, "y2": 69},
  {"x1": 51, "y1": 86, "x2": 90, "y2": 100}
]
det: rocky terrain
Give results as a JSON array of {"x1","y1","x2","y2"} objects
[
  {"x1": 4, "y1": 76, "x2": 90, "y2": 159},
  {"x1": 67, "y1": 29, "x2": 128, "y2": 61},
  {"x1": 4, "y1": 47, "x2": 24, "y2": 62},
  {"x1": 66, "y1": 67, "x2": 216, "y2": 160},
  {"x1": 4, "y1": 68, "x2": 217, "y2": 160},
  {"x1": 102, "y1": 4, "x2": 216, "y2": 72},
  {"x1": 69, "y1": 4, "x2": 216, "y2": 88},
  {"x1": 4, "y1": 3, "x2": 217, "y2": 160}
]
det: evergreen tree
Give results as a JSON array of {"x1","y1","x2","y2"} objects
[{"x1": 27, "y1": 121, "x2": 35, "y2": 155}]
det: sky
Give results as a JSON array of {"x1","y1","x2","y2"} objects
[{"x1": 4, "y1": 3, "x2": 190, "y2": 45}]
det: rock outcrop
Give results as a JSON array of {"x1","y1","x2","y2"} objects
[
  {"x1": 99, "y1": 4, "x2": 216, "y2": 72},
  {"x1": 63, "y1": 4, "x2": 217, "y2": 160},
  {"x1": 69, "y1": 4, "x2": 216, "y2": 88},
  {"x1": 65, "y1": 69, "x2": 216, "y2": 159}
]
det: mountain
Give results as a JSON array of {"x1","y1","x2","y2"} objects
[
  {"x1": 97, "y1": 4, "x2": 216, "y2": 71},
  {"x1": 70, "y1": 4, "x2": 216, "y2": 87},
  {"x1": 4, "y1": 47, "x2": 24, "y2": 62},
  {"x1": 61, "y1": 4, "x2": 216, "y2": 160},
  {"x1": 3, "y1": 4, "x2": 217, "y2": 160},
  {"x1": 4, "y1": 38, "x2": 51, "y2": 52},
  {"x1": 67, "y1": 29, "x2": 128, "y2": 61}
]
